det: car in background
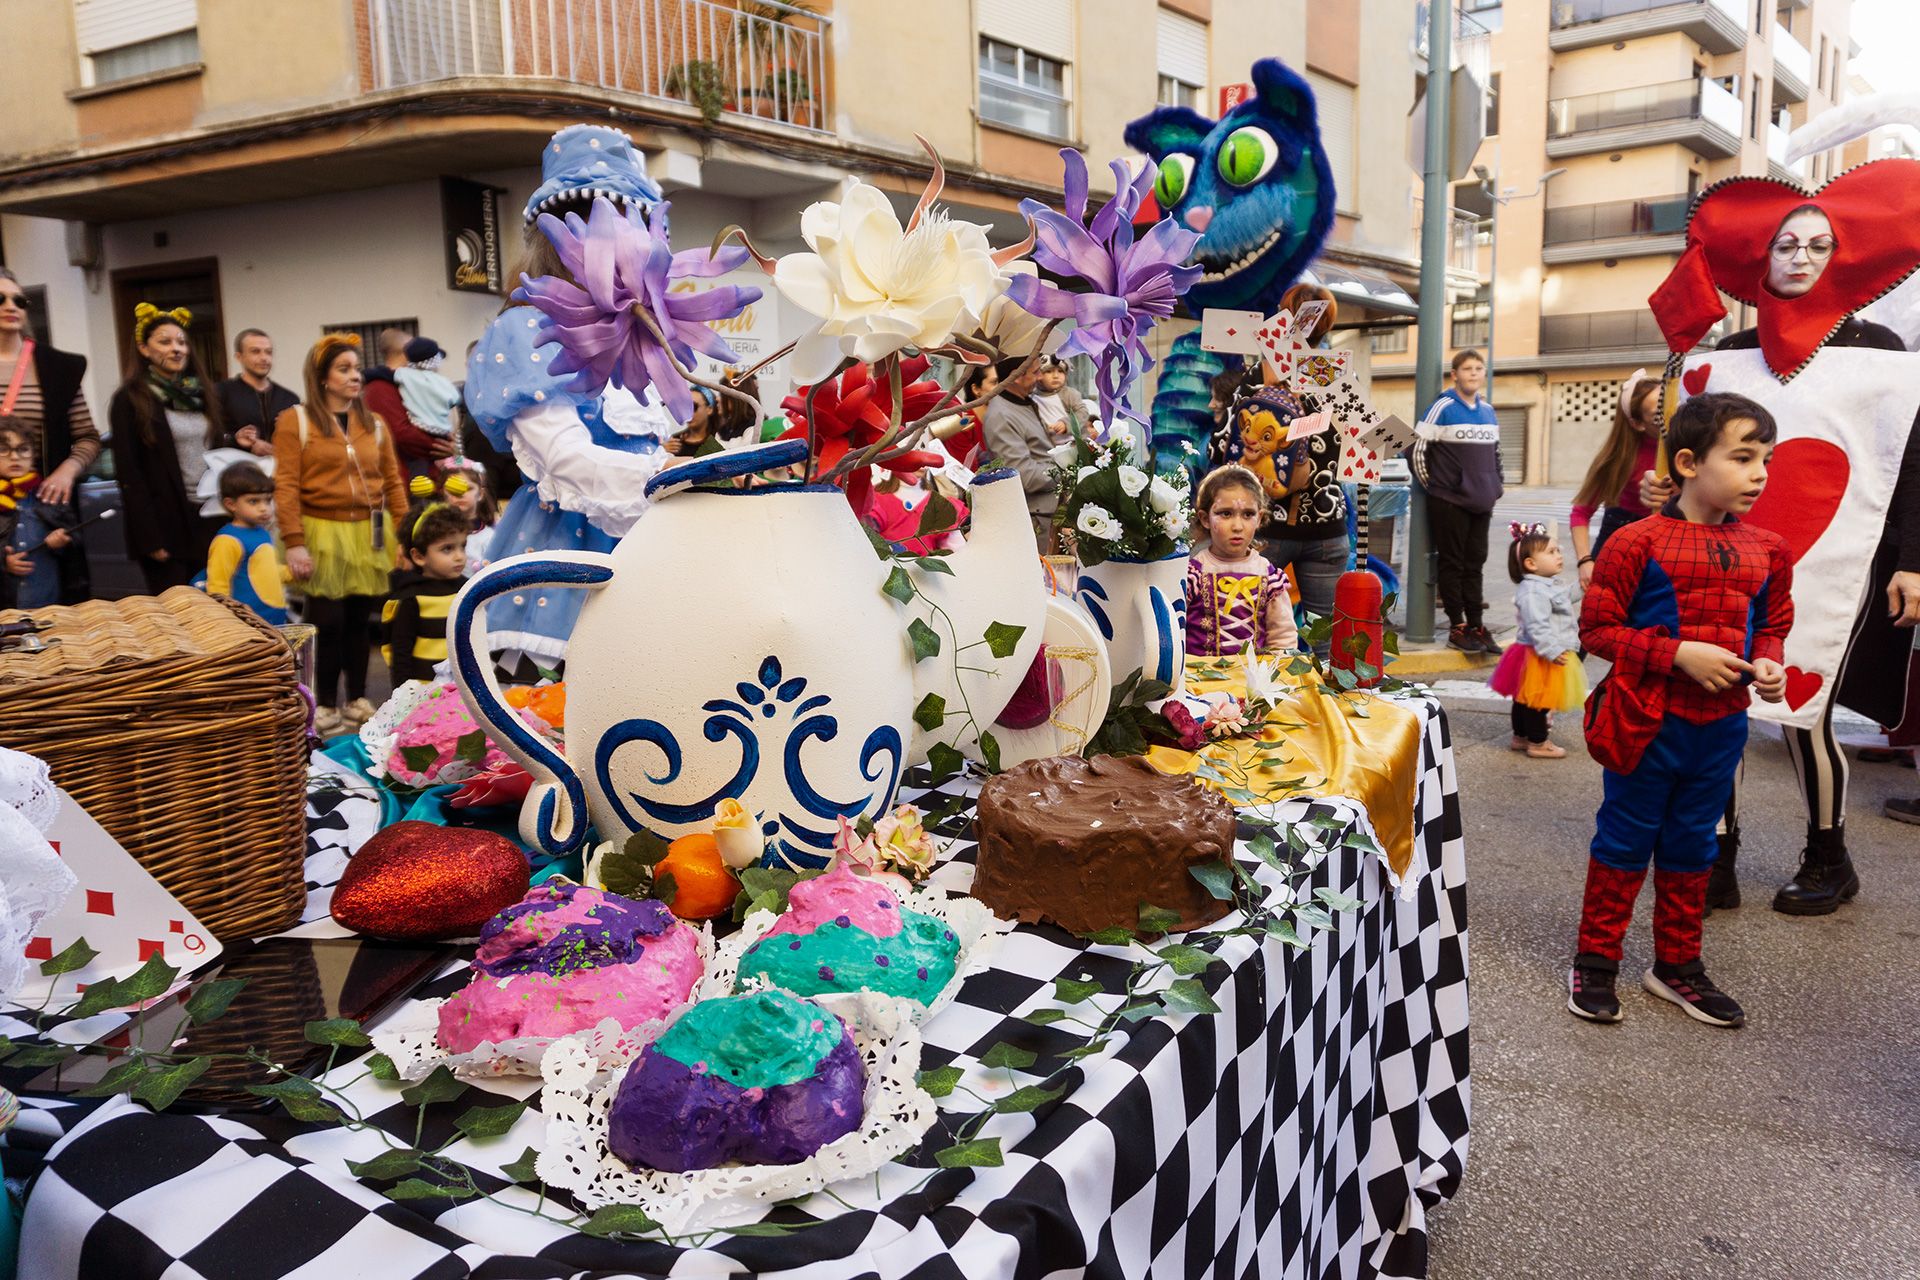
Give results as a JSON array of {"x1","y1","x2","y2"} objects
[{"x1": 79, "y1": 470, "x2": 142, "y2": 601}]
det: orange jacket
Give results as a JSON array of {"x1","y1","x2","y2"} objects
[{"x1": 271, "y1": 405, "x2": 409, "y2": 549}]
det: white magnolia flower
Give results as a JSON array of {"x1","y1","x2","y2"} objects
[
  {"x1": 1077, "y1": 504, "x2": 1122, "y2": 540},
  {"x1": 977, "y1": 262, "x2": 1064, "y2": 358},
  {"x1": 1147, "y1": 476, "x2": 1181, "y2": 513},
  {"x1": 1117, "y1": 464, "x2": 1149, "y2": 498},
  {"x1": 774, "y1": 182, "x2": 1007, "y2": 382}
]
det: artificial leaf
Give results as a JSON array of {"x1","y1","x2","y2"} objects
[
  {"x1": 983, "y1": 621, "x2": 1026, "y2": 659},
  {"x1": 1137, "y1": 904, "x2": 1182, "y2": 934},
  {"x1": 1265, "y1": 918, "x2": 1306, "y2": 948},
  {"x1": 113, "y1": 953, "x2": 180, "y2": 1006},
  {"x1": 0, "y1": 1038, "x2": 12, "y2": 1061},
  {"x1": 1135, "y1": 677, "x2": 1173, "y2": 701},
  {"x1": 1058, "y1": 1039, "x2": 1113, "y2": 1061},
  {"x1": 908, "y1": 617, "x2": 941, "y2": 662},
  {"x1": 1189, "y1": 860, "x2": 1237, "y2": 901},
  {"x1": 1314, "y1": 887, "x2": 1362, "y2": 912},
  {"x1": 39, "y1": 938, "x2": 98, "y2": 977},
  {"x1": 347, "y1": 1149, "x2": 424, "y2": 1180},
  {"x1": 724, "y1": 1223, "x2": 808, "y2": 1237},
  {"x1": 882, "y1": 565, "x2": 918, "y2": 605},
  {"x1": 917, "y1": 1065, "x2": 963, "y2": 1098},
  {"x1": 916, "y1": 492, "x2": 959, "y2": 538},
  {"x1": 133, "y1": 1057, "x2": 210, "y2": 1111},
  {"x1": 1024, "y1": 1008, "x2": 1069, "y2": 1025},
  {"x1": 1079, "y1": 925, "x2": 1135, "y2": 947},
  {"x1": 454, "y1": 1098, "x2": 530, "y2": 1140},
  {"x1": 624, "y1": 828, "x2": 674, "y2": 866},
  {"x1": 400, "y1": 744, "x2": 441, "y2": 775},
  {"x1": 913, "y1": 692, "x2": 947, "y2": 732},
  {"x1": 3, "y1": 1044, "x2": 74, "y2": 1068},
  {"x1": 67, "y1": 979, "x2": 124, "y2": 1020},
  {"x1": 653, "y1": 871, "x2": 679, "y2": 908},
  {"x1": 185, "y1": 978, "x2": 248, "y2": 1026},
  {"x1": 978, "y1": 731, "x2": 1003, "y2": 775},
  {"x1": 1119, "y1": 1001, "x2": 1164, "y2": 1022},
  {"x1": 455, "y1": 730, "x2": 491, "y2": 764},
  {"x1": 401, "y1": 1064, "x2": 468, "y2": 1109},
  {"x1": 1295, "y1": 905, "x2": 1334, "y2": 931},
  {"x1": 977, "y1": 1042, "x2": 1038, "y2": 1071},
  {"x1": 993, "y1": 1084, "x2": 1065, "y2": 1114},
  {"x1": 386, "y1": 1178, "x2": 478, "y2": 1202},
  {"x1": 1155, "y1": 943, "x2": 1221, "y2": 976},
  {"x1": 1161, "y1": 978, "x2": 1222, "y2": 1015},
  {"x1": 72, "y1": 1060, "x2": 147, "y2": 1098},
  {"x1": 281, "y1": 1092, "x2": 347, "y2": 1124},
  {"x1": 925, "y1": 742, "x2": 965, "y2": 784},
  {"x1": 304, "y1": 1018, "x2": 371, "y2": 1048},
  {"x1": 1052, "y1": 975, "x2": 1104, "y2": 1003},
  {"x1": 364, "y1": 1052, "x2": 401, "y2": 1082},
  {"x1": 499, "y1": 1145, "x2": 541, "y2": 1184},
  {"x1": 911, "y1": 554, "x2": 955, "y2": 576},
  {"x1": 579, "y1": 1204, "x2": 662, "y2": 1237},
  {"x1": 935, "y1": 1137, "x2": 1005, "y2": 1168},
  {"x1": 247, "y1": 1076, "x2": 320, "y2": 1100}
]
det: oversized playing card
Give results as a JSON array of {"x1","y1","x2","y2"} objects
[
  {"x1": 11, "y1": 790, "x2": 223, "y2": 1009},
  {"x1": 1294, "y1": 350, "x2": 1350, "y2": 395},
  {"x1": 1255, "y1": 310, "x2": 1297, "y2": 384},
  {"x1": 1286, "y1": 408, "x2": 1331, "y2": 443},
  {"x1": 1199, "y1": 308, "x2": 1265, "y2": 355},
  {"x1": 1291, "y1": 300, "x2": 1330, "y2": 345},
  {"x1": 1358, "y1": 413, "x2": 1418, "y2": 459}
]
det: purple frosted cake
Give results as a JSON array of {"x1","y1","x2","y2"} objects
[{"x1": 607, "y1": 990, "x2": 864, "y2": 1172}]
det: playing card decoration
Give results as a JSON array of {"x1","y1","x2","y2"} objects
[
  {"x1": 1198, "y1": 308, "x2": 1265, "y2": 355},
  {"x1": 1255, "y1": 310, "x2": 1298, "y2": 385},
  {"x1": 1295, "y1": 350, "x2": 1349, "y2": 394}
]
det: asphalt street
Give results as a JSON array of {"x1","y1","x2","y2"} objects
[{"x1": 1420, "y1": 527, "x2": 1920, "y2": 1277}]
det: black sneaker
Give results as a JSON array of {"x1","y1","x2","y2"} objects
[
  {"x1": 1469, "y1": 625, "x2": 1505, "y2": 655},
  {"x1": 1447, "y1": 623, "x2": 1475, "y2": 652},
  {"x1": 1567, "y1": 954, "x2": 1623, "y2": 1023},
  {"x1": 1885, "y1": 796, "x2": 1920, "y2": 826},
  {"x1": 1644, "y1": 959, "x2": 1745, "y2": 1028}
]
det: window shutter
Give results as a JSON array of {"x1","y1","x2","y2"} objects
[
  {"x1": 978, "y1": 0, "x2": 1072, "y2": 62},
  {"x1": 73, "y1": 0, "x2": 197, "y2": 54},
  {"x1": 1496, "y1": 407, "x2": 1528, "y2": 485},
  {"x1": 1306, "y1": 71, "x2": 1356, "y2": 214},
  {"x1": 1156, "y1": 10, "x2": 1207, "y2": 87}
]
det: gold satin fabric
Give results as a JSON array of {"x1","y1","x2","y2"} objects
[{"x1": 1145, "y1": 657, "x2": 1422, "y2": 877}]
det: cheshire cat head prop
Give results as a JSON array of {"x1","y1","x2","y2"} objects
[{"x1": 1124, "y1": 59, "x2": 1336, "y2": 479}]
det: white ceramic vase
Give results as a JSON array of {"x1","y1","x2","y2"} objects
[
  {"x1": 450, "y1": 442, "x2": 1078, "y2": 868},
  {"x1": 1075, "y1": 548, "x2": 1189, "y2": 698}
]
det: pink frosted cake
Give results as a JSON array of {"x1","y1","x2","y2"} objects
[{"x1": 436, "y1": 883, "x2": 702, "y2": 1052}]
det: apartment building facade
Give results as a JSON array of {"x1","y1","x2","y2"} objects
[
  {"x1": 0, "y1": 0, "x2": 1421, "y2": 420},
  {"x1": 1371, "y1": 0, "x2": 1858, "y2": 489}
]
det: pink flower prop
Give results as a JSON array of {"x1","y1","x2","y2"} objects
[
  {"x1": 447, "y1": 760, "x2": 534, "y2": 810},
  {"x1": 1160, "y1": 701, "x2": 1208, "y2": 751}
]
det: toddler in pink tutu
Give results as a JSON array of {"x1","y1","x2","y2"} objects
[{"x1": 1489, "y1": 521, "x2": 1588, "y2": 758}]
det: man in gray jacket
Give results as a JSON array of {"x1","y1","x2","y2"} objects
[{"x1": 980, "y1": 356, "x2": 1059, "y2": 551}]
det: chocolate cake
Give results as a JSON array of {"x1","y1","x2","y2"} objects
[{"x1": 972, "y1": 755, "x2": 1238, "y2": 935}]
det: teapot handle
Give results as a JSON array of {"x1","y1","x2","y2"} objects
[
  {"x1": 449, "y1": 551, "x2": 616, "y2": 857},
  {"x1": 1043, "y1": 595, "x2": 1112, "y2": 754}
]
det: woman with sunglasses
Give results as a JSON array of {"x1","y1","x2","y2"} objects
[
  {"x1": 0, "y1": 267, "x2": 100, "y2": 602},
  {"x1": 1640, "y1": 202, "x2": 1920, "y2": 916}
]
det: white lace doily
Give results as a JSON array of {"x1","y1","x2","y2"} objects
[
  {"x1": 357, "y1": 679, "x2": 446, "y2": 784},
  {"x1": 0, "y1": 749, "x2": 75, "y2": 1003},
  {"x1": 701, "y1": 883, "x2": 1007, "y2": 1025},
  {"x1": 537, "y1": 990, "x2": 934, "y2": 1234},
  {"x1": 370, "y1": 922, "x2": 715, "y2": 1079}
]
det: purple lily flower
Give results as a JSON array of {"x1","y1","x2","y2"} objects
[
  {"x1": 513, "y1": 197, "x2": 761, "y2": 421},
  {"x1": 1003, "y1": 150, "x2": 1202, "y2": 423}
]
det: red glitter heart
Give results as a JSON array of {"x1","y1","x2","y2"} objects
[
  {"x1": 1782, "y1": 666, "x2": 1824, "y2": 711},
  {"x1": 1682, "y1": 364, "x2": 1712, "y2": 396},
  {"x1": 331, "y1": 821, "x2": 531, "y2": 940}
]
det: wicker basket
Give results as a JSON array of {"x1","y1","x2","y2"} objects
[{"x1": 0, "y1": 588, "x2": 310, "y2": 940}]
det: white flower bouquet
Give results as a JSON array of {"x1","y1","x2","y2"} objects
[{"x1": 1051, "y1": 430, "x2": 1191, "y2": 565}]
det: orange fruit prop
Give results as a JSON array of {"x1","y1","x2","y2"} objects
[
  {"x1": 656, "y1": 833, "x2": 740, "y2": 920},
  {"x1": 528, "y1": 683, "x2": 567, "y2": 728},
  {"x1": 503, "y1": 686, "x2": 533, "y2": 709}
]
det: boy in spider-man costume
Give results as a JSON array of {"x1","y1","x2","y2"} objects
[{"x1": 1571, "y1": 393, "x2": 1794, "y2": 1028}]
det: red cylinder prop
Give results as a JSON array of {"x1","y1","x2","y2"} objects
[{"x1": 1331, "y1": 569, "x2": 1384, "y2": 687}]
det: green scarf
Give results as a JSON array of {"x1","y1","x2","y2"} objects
[{"x1": 146, "y1": 370, "x2": 205, "y2": 415}]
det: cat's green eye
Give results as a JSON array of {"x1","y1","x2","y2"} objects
[
  {"x1": 1154, "y1": 153, "x2": 1194, "y2": 206},
  {"x1": 1218, "y1": 126, "x2": 1279, "y2": 187}
]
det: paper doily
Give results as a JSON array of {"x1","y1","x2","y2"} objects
[
  {"x1": 536, "y1": 990, "x2": 934, "y2": 1234},
  {"x1": 700, "y1": 883, "x2": 1007, "y2": 1025},
  {"x1": 369, "y1": 923, "x2": 715, "y2": 1079}
]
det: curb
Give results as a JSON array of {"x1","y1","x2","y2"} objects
[{"x1": 1385, "y1": 646, "x2": 1499, "y2": 677}]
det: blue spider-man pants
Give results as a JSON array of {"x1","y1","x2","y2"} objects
[{"x1": 1592, "y1": 711, "x2": 1748, "y2": 874}]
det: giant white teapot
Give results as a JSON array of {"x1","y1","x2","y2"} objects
[{"x1": 450, "y1": 439, "x2": 1099, "y2": 867}]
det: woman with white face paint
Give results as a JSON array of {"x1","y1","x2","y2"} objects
[{"x1": 1644, "y1": 200, "x2": 1920, "y2": 917}]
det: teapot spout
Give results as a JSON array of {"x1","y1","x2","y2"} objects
[{"x1": 903, "y1": 469, "x2": 1046, "y2": 764}]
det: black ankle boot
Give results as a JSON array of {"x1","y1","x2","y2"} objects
[
  {"x1": 1705, "y1": 831, "x2": 1740, "y2": 913},
  {"x1": 1771, "y1": 824, "x2": 1860, "y2": 916}
]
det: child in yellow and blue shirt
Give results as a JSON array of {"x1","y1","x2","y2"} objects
[{"x1": 200, "y1": 462, "x2": 288, "y2": 624}]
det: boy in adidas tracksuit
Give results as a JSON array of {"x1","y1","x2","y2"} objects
[
  {"x1": 1570, "y1": 392, "x2": 1793, "y2": 1029},
  {"x1": 1414, "y1": 349, "x2": 1505, "y2": 653}
]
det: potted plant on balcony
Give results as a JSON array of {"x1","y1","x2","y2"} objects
[
  {"x1": 734, "y1": 1, "x2": 814, "y2": 119},
  {"x1": 665, "y1": 59, "x2": 726, "y2": 124},
  {"x1": 766, "y1": 69, "x2": 814, "y2": 127}
]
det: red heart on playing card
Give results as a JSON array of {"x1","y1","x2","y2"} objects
[
  {"x1": 1743, "y1": 438, "x2": 1848, "y2": 563},
  {"x1": 1682, "y1": 364, "x2": 1712, "y2": 396},
  {"x1": 1783, "y1": 666, "x2": 1824, "y2": 711}
]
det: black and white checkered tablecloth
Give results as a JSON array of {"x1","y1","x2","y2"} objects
[{"x1": 8, "y1": 697, "x2": 1467, "y2": 1280}]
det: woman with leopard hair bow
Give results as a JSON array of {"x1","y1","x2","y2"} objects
[{"x1": 107, "y1": 303, "x2": 230, "y2": 592}]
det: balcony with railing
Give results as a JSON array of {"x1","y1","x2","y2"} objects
[
  {"x1": 1767, "y1": 121, "x2": 1811, "y2": 185},
  {"x1": 1771, "y1": 23, "x2": 1811, "y2": 103},
  {"x1": 366, "y1": 0, "x2": 832, "y2": 133},
  {"x1": 1535, "y1": 309, "x2": 1723, "y2": 367},
  {"x1": 1548, "y1": 0, "x2": 1745, "y2": 54},
  {"x1": 1546, "y1": 76, "x2": 1740, "y2": 160},
  {"x1": 1541, "y1": 193, "x2": 1691, "y2": 263}
]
